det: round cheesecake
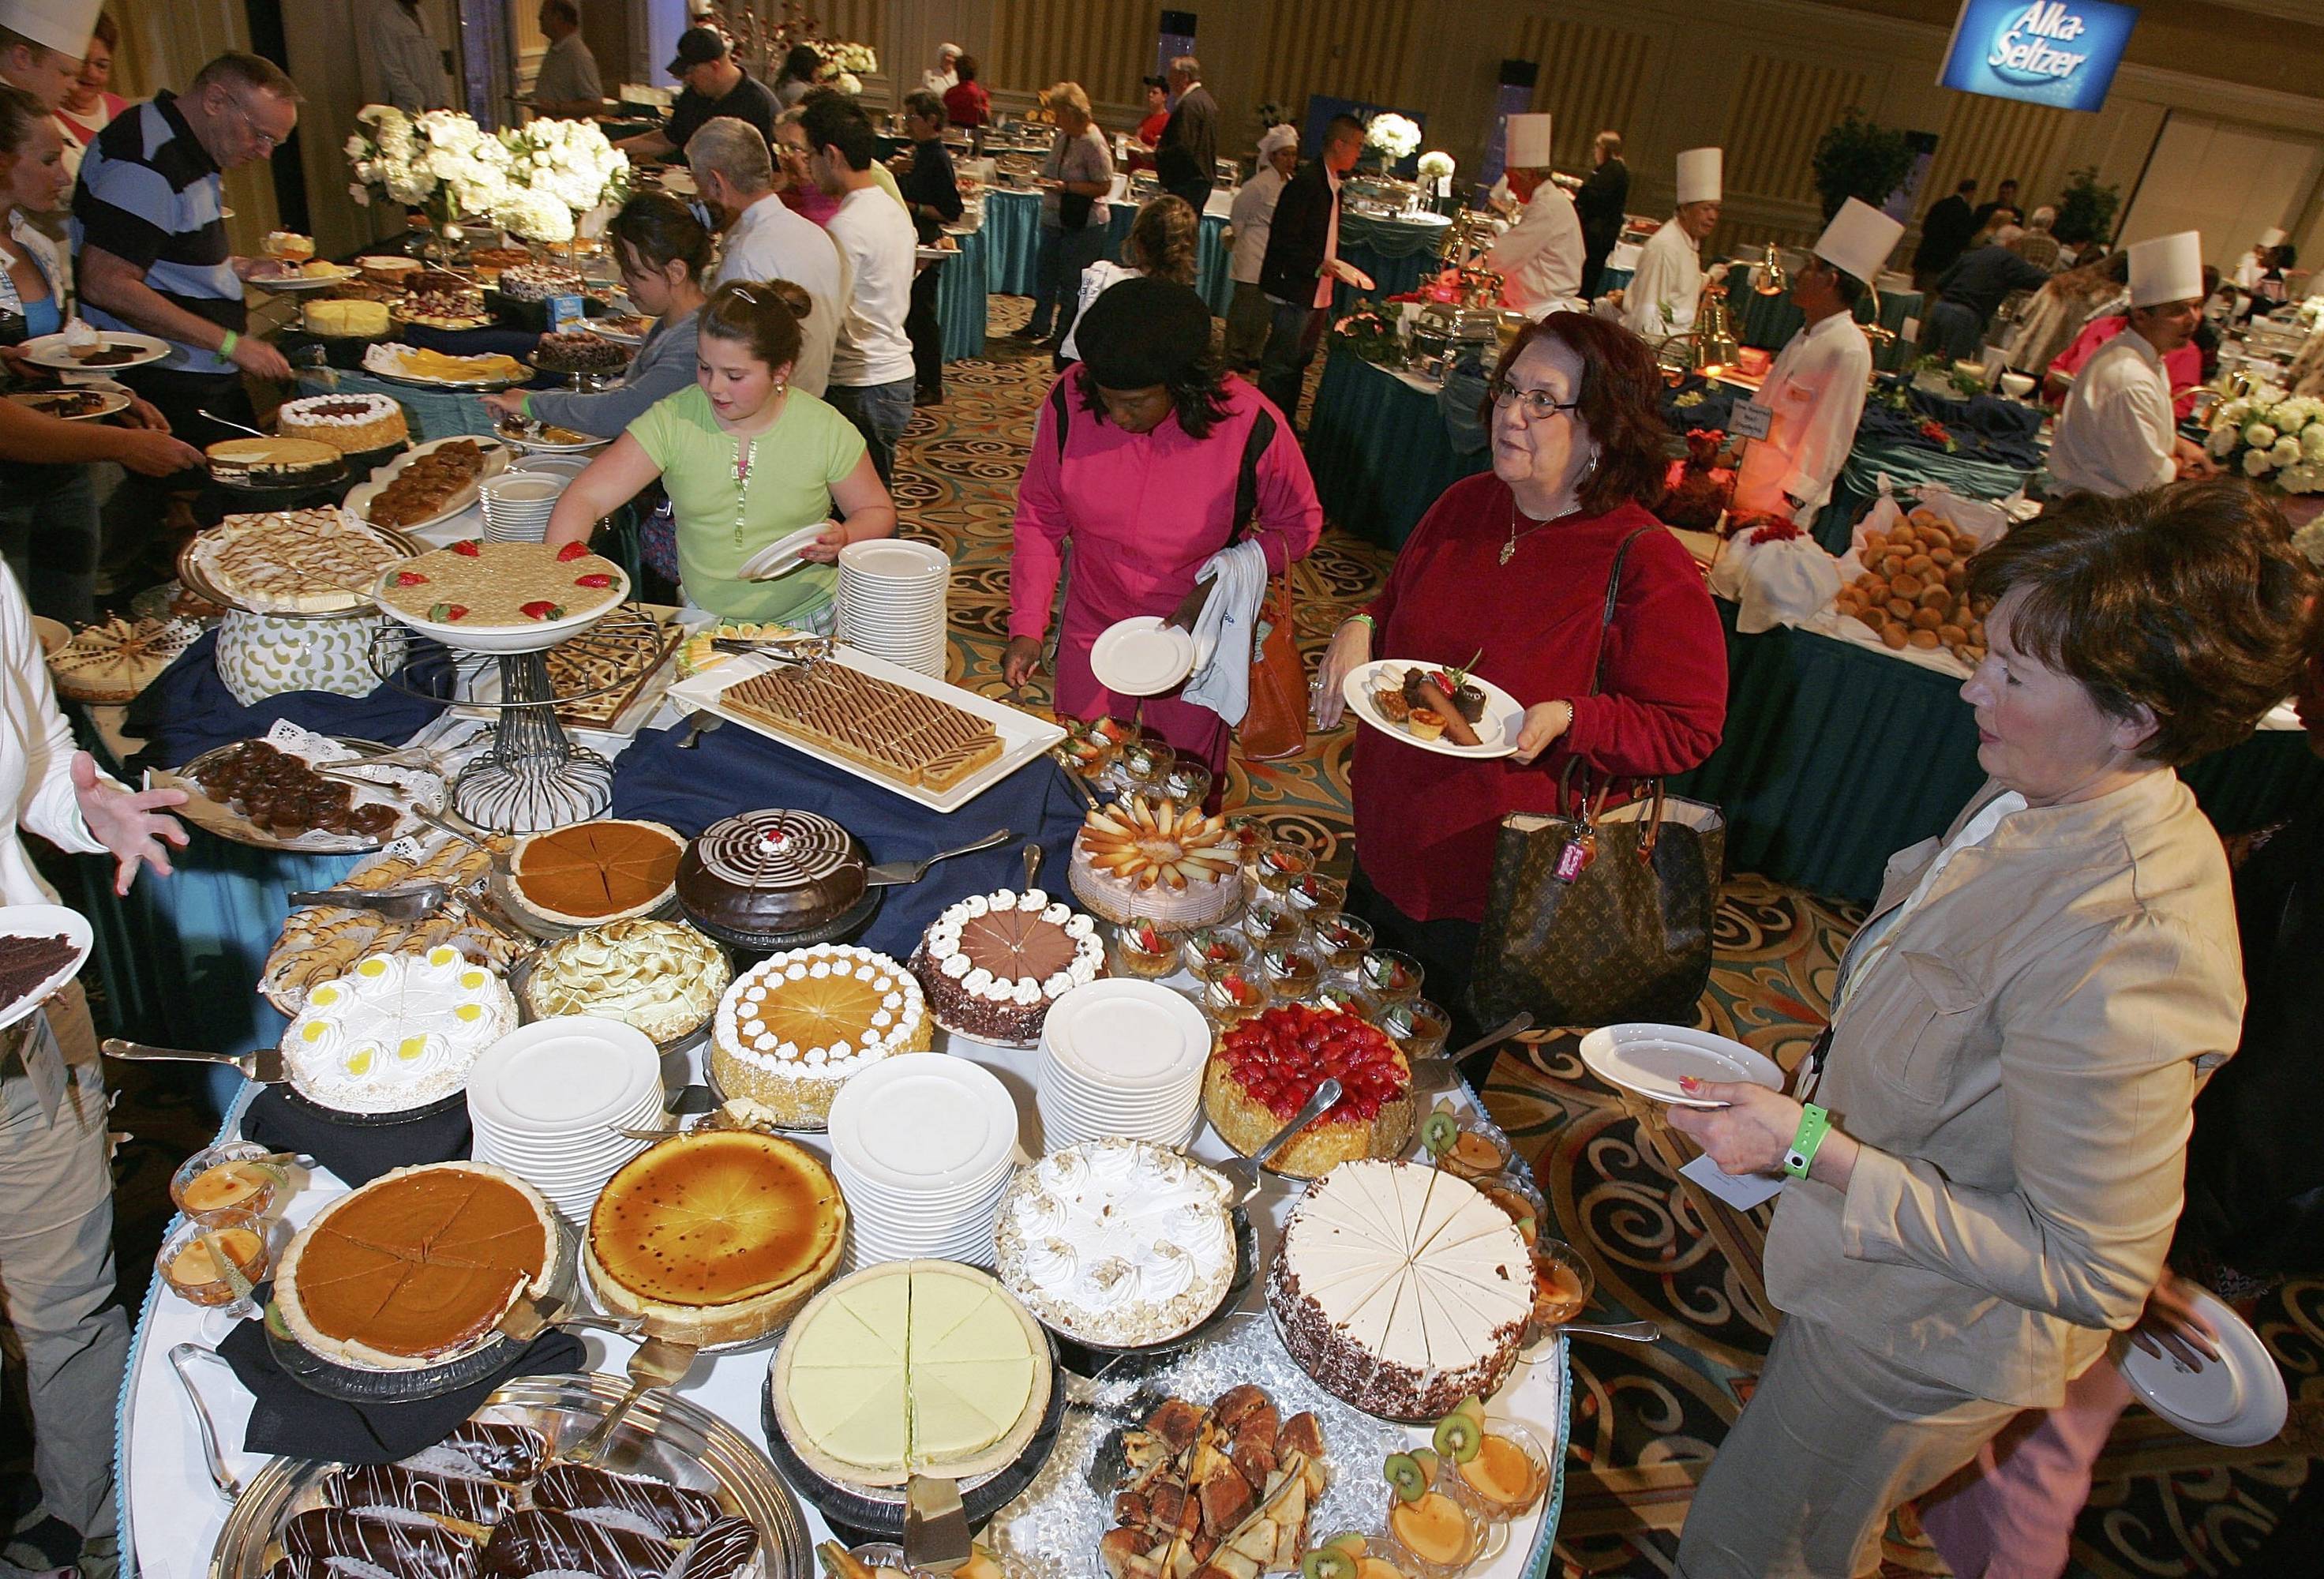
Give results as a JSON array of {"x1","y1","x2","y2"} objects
[
  {"x1": 710, "y1": 943, "x2": 928, "y2": 1127},
  {"x1": 677, "y1": 809, "x2": 868, "y2": 943},
  {"x1": 205, "y1": 436, "x2": 344, "y2": 488},
  {"x1": 276, "y1": 1161, "x2": 557, "y2": 1370},
  {"x1": 1204, "y1": 1003, "x2": 1415, "y2": 1177},
  {"x1": 508, "y1": 819, "x2": 684, "y2": 928},
  {"x1": 276, "y1": 392, "x2": 409, "y2": 454},
  {"x1": 911, "y1": 887, "x2": 1102, "y2": 1045},
  {"x1": 1268, "y1": 1160, "x2": 1531, "y2": 1420},
  {"x1": 1066, "y1": 799, "x2": 1243, "y2": 929},
  {"x1": 304, "y1": 298, "x2": 391, "y2": 338},
  {"x1": 585, "y1": 1129, "x2": 845, "y2": 1347},
  {"x1": 280, "y1": 945, "x2": 517, "y2": 1115}
]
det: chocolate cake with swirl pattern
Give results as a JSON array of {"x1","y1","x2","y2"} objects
[{"x1": 676, "y1": 808, "x2": 868, "y2": 944}]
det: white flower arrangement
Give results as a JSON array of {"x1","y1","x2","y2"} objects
[
  {"x1": 493, "y1": 187, "x2": 575, "y2": 244},
  {"x1": 2204, "y1": 382, "x2": 2324, "y2": 493},
  {"x1": 346, "y1": 104, "x2": 515, "y2": 217},
  {"x1": 1415, "y1": 150, "x2": 1455, "y2": 181},
  {"x1": 497, "y1": 116, "x2": 630, "y2": 217},
  {"x1": 831, "y1": 70, "x2": 863, "y2": 96},
  {"x1": 821, "y1": 41, "x2": 877, "y2": 76},
  {"x1": 2293, "y1": 514, "x2": 2324, "y2": 568},
  {"x1": 1364, "y1": 112, "x2": 1421, "y2": 161}
]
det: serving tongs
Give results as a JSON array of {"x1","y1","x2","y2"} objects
[
  {"x1": 1405, "y1": 1012, "x2": 1533, "y2": 1098},
  {"x1": 493, "y1": 1293, "x2": 647, "y2": 1344},
  {"x1": 168, "y1": 1344, "x2": 242, "y2": 1498},
  {"x1": 305, "y1": 763, "x2": 485, "y2": 849},
  {"x1": 103, "y1": 1038, "x2": 284, "y2": 1084},
  {"x1": 568, "y1": 1337, "x2": 700, "y2": 1465},
  {"x1": 708, "y1": 634, "x2": 833, "y2": 669},
  {"x1": 285, "y1": 882, "x2": 451, "y2": 920}
]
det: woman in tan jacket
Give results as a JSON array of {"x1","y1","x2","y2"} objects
[{"x1": 1669, "y1": 480, "x2": 2316, "y2": 1578}]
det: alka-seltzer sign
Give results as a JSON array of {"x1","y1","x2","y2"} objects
[{"x1": 1938, "y1": 1, "x2": 2140, "y2": 113}]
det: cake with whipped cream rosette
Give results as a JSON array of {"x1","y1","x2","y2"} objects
[
  {"x1": 280, "y1": 946, "x2": 519, "y2": 1115},
  {"x1": 910, "y1": 887, "x2": 1104, "y2": 1045},
  {"x1": 275, "y1": 392, "x2": 410, "y2": 454},
  {"x1": 710, "y1": 943, "x2": 930, "y2": 1127},
  {"x1": 995, "y1": 1138, "x2": 1236, "y2": 1348}
]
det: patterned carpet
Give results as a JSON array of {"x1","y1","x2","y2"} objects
[{"x1": 51, "y1": 295, "x2": 2318, "y2": 1576}]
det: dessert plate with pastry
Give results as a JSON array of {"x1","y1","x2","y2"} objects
[
  {"x1": 251, "y1": 260, "x2": 358, "y2": 291},
  {"x1": 1341, "y1": 658, "x2": 1524, "y2": 759},
  {"x1": 19, "y1": 326, "x2": 169, "y2": 373},
  {"x1": 495, "y1": 414, "x2": 610, "y2": 452},
  {"x1": 7, "y1": 387, "x2": 130, "y2": 421}
]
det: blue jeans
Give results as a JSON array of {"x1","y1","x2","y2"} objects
[
  {"x1": 826, "y1": 377, "x2": 916, "y2": 485},
  {"x1": 1029, "y1": 223, "x2": 1108, "y2": 341}
]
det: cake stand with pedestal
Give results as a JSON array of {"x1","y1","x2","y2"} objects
[{"x1": 367, "y1": 594, "x2": 660, "y2": 834}]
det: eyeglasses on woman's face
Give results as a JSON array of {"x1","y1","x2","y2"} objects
[{"x1": 1488, "y1": 381, "x2": 1580, "y2": 422}]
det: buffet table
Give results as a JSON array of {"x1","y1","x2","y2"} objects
[
  {"x1": 980, "y1": 187, "x2": 1234, "y2": 316},
  {"x1": 1808, "y1": 439, "x2": 2039, "y2": 556},
  {"x1": 1334, "y1": 210, "x2": 1455, "y2": 311},
  {"x1": 1305, "y1": 344, "x2": 1486, "y2": 548},
  {"x1": 1725, "y1": 268, "x2": 1921, "y2": 373}
]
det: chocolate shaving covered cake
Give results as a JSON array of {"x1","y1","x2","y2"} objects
[{"x1": 676, "y1": 809, "x2": 868, "y2": 944}]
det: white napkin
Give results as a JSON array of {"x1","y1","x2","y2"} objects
[
  {"x1": 1181, "y1": 539, "x2": 1269, "y2": 727},
  {"x1": 1681, "y1": 1153, "x2": 1786, "y2": 1211}
]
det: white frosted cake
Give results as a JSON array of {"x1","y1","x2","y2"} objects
[
  {"x1": 1268, "y1": 1160, "x2": 1531, "y2": 1420},
  {"x1": 912, "y1": 887, "x2": 1102, "y2": 1045},
  {"x1": 276, "y1": 392, "x2": 409, "y2": 454},
  {"x1": 710, "y1": 943, "x2": 931, "y2": 1127},
  {"x1": 1066, "y1": 799, "x2": 1243, "y2": 928},
  {"x1": 995, "y1": 1138, "x2": 1235, "y2": 1347},
  {"x1": 280, "y1": 945, "x2": 518, "y2": 1114}
]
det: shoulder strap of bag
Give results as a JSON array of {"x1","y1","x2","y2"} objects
[
  {"x1": 1048, "y1": 376, "x2": 1073, "y2": 459},
  {"x1": 1559, "y1": 524, "x2": 1659, "y2": 820}
]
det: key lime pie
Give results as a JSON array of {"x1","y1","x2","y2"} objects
[
  {"x1": 994, "y1": 1138, "x2": 1235, "y2": 1347},
  {"x1": 771, "y1": 1260, "x2": 1051, "y2": 1487},
  {"x1": 710, "y1": 944, "x2": 929, "y2": 1127},
  {"x1": 281, "y1": 946, "x2": 519, "y2": 1114}
]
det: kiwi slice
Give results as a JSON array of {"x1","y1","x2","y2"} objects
[
  {"x1": 1454, "y1": 1393, "x2": 1487, "y2": 1427},
  {"x1": 1420, "y1": 1109, "x2": 1460, "y2": 1157},
  {"x1": 1302, "y1": 1549, "x2": 1359, "y2": 1579},
  {"x1": 1433, "y1": 1411, "x2": 1482, "y2": 1464},
  {"x1": 1325, "y1": 1532, "x2": 1367, "y2": 1558},
  {"x1": 1383, "y1": 1451, "x2": 1429, "y2": 1504}
]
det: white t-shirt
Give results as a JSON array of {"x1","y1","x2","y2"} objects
[
  {"x1": 711, "y1": 194, "x2": 851, "y2": 398},
  {"x1": 1058, "y1": 260, "x2": 1138, "y2": 362},
  {"x1": 824, "y1": 186, "x2": 917, "y2": 389},
  {"x1": 0, "y1": 562, "x2": 108, "y2": 906},
  {"x1": 2048, "y1": 328, "x2": 2178, "y2": 498}
]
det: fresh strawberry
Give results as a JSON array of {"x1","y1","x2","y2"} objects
[
  {"x1": 429, "y1": 602, "x2": 468, "y2": 621},
  {"x1": 572, "y1": 572, "x2": 613, "y2": 588},
  {"x1": 555, "y1": 541, "x2": 590, "y2": 561},
  {"x1": 520, "y1": 600, "x2": 564, "y2": 621},
  {"x1": 393, "y1": 570, "x2": 429, "y2": 587},
  {"x1": 1133, "y1": 921, "x2": 1165, "y2": 954},
  {"x1": 450, "y1": 539, "x2": 482, "y2": 557}
]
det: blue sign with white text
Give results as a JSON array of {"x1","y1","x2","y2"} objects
[{"x1": 1937, "y1": 1, "x2": 2138, "y2": 113}]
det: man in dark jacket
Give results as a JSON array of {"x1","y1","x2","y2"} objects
[
  {"x1": 1255, "y1": 114, "x2": 1374, "y2": 427},
  {"x1": 1920, "y1": 239, "x2": 2051, "y2": 360},
  {"x1": 895, "y1": 90, "x2": 963, "y2": 404},
  {"x1": 1969, "y1": 177, "x2": 2021, "y2": 234},
  {"x1": 1154, "y1": 55, "x2": 1219, "y2": 216},
  {"x1": 1911, "y1": 178, "x2": 1979, "y2": 290},
  {"x1": 1576, "y1": 129, "x2": 1629, "y2": 298}
]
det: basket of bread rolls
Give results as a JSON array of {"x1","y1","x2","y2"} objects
[{"x1": 1831, "y1": 504, "x2": 1989, "y2": 666}]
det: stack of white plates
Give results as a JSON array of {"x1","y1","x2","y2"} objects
[
  {"x1": 834, "y1": 538, "x2": 949, "y2": 676},
  {"x1": 465, "y1": 1017, "x2": 662, "y2": 1223},
  {"x1": 826, "y1": 1052, "x2": 1018, "y2": 1266},
  {"x1": 1036, "y1": 979, "x2": 1211, "y2": 1147},
  {"x1": 479, "y1": 472, "x2": 566, "y2": 542}
]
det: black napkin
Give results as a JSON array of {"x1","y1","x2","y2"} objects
[
  {"x1": 122, "y1": 632, "x2": 456, "y2": 772},
  {"x1": 243, "y1": 1086, "x2": 471, "y2": 1187},
  {"x1": 218, "y1": 1300, "x2": 585, "y2": 1463}
]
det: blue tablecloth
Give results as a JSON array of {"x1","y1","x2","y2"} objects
[
  {"x1": 1333, "y1": 212, "x2": 1452, "y2": 312},
  {"x1": 1305, "y1": 343, "x2": 1486, "y2": 549},
  {"x1": 935, "y1": 231, "x2": 986, "y2": 361},
  {"x1": 1728, "y1": 271, "x2": 1921, "y2": 373},
  {"x1": 609, "y1": 717, "x2": 1088, "y2": 960},
  {"x1": 982, "y1": 189, "x2": 1231, "y2": 315},
  {"x1": 293, "y1": 366, "x2": 508, "y2": 443},
  {"x1": 121, "y1": 634, "x2": 452, "y2": 771},
  {"x1": 1809, "y1": 438, "x2": 2038, "y2": 554}
]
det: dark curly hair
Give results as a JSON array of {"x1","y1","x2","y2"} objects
[
  {"x1": 1967, "y1": 478, "x2": 2318, "y2": 766},
  {"x1": 1481, "y1": 311, "x2": 1671, "y2": 514}
]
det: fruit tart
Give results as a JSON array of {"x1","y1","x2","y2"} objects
[{"x1": 1202, "y1": 1003, "x2": 1415, "y2": 1176}]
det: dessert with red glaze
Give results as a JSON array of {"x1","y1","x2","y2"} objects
[{"x1": 1202, "y1": 1003, "x2": 1415, "y2": 1176}]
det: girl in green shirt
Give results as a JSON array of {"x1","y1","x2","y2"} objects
[{"x1": 544, "y1": 280, "x2": 898, "y2": 626}]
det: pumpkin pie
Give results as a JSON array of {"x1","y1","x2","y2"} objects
[
  {"x1": 584, "y1": 1130, "x2": 845, "y2": 1347},
  {"x1": 276, "y1": 1161, "x2": 557, "y2": 1369},
  {"x1": 509, "y1": 819, "x2": 683, "y2": 928}
]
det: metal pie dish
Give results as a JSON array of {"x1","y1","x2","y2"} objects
[
  {"x1": 207, "y1": 1372, "x2": 810, "y2": 1579},
  {"x1": 175, "y1": 517, "x2": 422, "y2": 622},
  {"x1": 677, "y1": 883, "x2": 883, "y2": 957},
  {"x1": 505, "y1": 944, "x2": 718, "y2": 1058}
]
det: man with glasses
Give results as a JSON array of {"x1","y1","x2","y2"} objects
[{"x1": 74, "y1": 50, "x2": 298, "y2": 580}]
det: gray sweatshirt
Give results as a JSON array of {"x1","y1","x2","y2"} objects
[{"x1": 526, "y1": 309, "x2": 702, "y2": 437}]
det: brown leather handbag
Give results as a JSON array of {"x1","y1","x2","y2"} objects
[{"x1": 1466, "y1": 531, "x2": 1726, "y2": 1029}]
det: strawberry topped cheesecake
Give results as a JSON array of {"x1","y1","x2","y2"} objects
[
  {"x1": 376, "y1": 539, "x2": 625, "y2": 628},
  {"x1": 1203, "y1": 1003, "x2": 1416, "y2": 1176}
]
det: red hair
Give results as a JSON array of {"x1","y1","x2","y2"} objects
[{"x1": 1482, "y1": 311, "x2": 1671, "y2": 514}]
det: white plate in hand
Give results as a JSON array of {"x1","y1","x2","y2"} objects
[
  {"x1": 737, "y1": 522, "x2": 832, "y2": 581},
  {"x1": 1341, "y1": 658, "x2": 1523, "y2": 759},
  {"x1": 0, "y1": 904, "x2": 96, "y2": 1033},
  {"x1": 18, "y1": 331, "x2": 171, "y2": 373},
  {"x1": 1089, "y1": 616, "x2": 1194, "y2": 696},
  {"x1": 2119, "y1": 1288, "x2": 2288, "y2": 1447},
  {"x1": 1579, "y1": 1023, "x2": 1785, "y2": 1107}
]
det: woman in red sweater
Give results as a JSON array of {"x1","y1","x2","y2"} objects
[{"x1": 1314, "y1": 312, "x2": 1728, "y2": 1040}]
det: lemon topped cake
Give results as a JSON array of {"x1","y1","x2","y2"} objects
[{"x1": 280, "y1": 946, "x2": 517, "y2": 1114}]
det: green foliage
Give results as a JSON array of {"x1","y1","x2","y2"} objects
[
  {"x1": 2052, "y1": 167, "x2": 2121, "y2": 247},
  {"x1": 1811, "y1": 110, "x2": 1914, "y2": 223}
]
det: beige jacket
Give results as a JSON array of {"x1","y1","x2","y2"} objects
[{"x1": 1763, "y1": 770, "x2": 2242, "y2": 1408}]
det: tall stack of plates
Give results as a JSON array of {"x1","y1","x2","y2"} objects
[
  {"x1": 834, "y1": 538, "x2": 949, "y2": 676},
  {"x1": 465, "y1": 1017, "x2": 662, "y2": 1223},
  {"x1": 480, "y1": 473, "x2": 565, "y2": 542},
  {"x1": 1036, "y1": 979, "x2": 1210, "y2": 1147},
  {"x1": 825, "y1": 1052, "x2": 1018, "y2": 1266}
]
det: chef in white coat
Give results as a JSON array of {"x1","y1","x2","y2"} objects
[
  {"x1": 2048, "y1": 231, "x2": 2217, "y2": 498},
  {"x1": 1488, "y1": 112, "x2": 1584, "y2": 318},
  {"x1": 1620, "y1": 146, "x2": 1723, "y2": 340},
  {"x1": 1731, "y1": 199, "x2": 1901, "y2": 523},
  {"x1": 2236, "y1": 226, "x2": 2285, "y2": 291}
]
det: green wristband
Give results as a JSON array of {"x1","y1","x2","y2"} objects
[
  {"x1": 1784, "y1": 1102, "x2": 1831, "y2": 1179},
  {"x1": 219, "y1": 329, "x2": 239, "y2": 356},
  {"x1": 1344, "y1": 613, "x2": 1376, "y2": 636}
]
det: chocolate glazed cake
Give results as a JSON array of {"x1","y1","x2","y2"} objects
[{"x1": 676, "y1": 810, "x2": 868, "y2": 945}]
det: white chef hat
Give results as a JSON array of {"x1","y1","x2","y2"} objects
[
  {"x1": 2260, "y1": 227, "x2": 2287, "y2": 248},
  {"x1": 2130, "y1": 231, "x2": 2204, "y2": 308},
  {"x1": 1676, "y1": 147, "x2": 1722, "y2": 206},
  {"x1": 939, "y1": 42, "x2": 963, "y2": 60},
  {"x1": 1815, "y1": 198, "x2": 1906, "y2": 286},
  {"x1": 1504, "y1": 113, "x2": 1554, "y2": 171},
  {"x1": 1258, "y1": 124, "x2": 1298, "y2": 160},
  {"x1": 0, "y1": 0, "x2": 101, "y2": 56}
]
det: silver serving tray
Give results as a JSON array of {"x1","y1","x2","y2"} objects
[{"x1": 207, "y1": 1372, "x2": 810, "y2": 1579}]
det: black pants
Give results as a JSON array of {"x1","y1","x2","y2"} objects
[
  {"x1": 100, "y1": 367, "x2": 251, "y2": 585},
  {"x1": 905, "y1": 261, "x2": 944, "y2": 401},
  {"x1": 1346, "y1": 861, "x2": 1491, "y2": 1074},
  {"x1": 1580, "y1": 246, "x2": 1612, "y2": 301},
  {"x1": 1166, "y1": 180, "x2": 1212, "y2": 220},
  {"x1": 1256, "y1": 300, "x2": 1327, "y2": 430}
]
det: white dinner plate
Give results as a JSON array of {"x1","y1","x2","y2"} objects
[
  {"x1": 1578, "y1": 1023, "x2": 1786, "y2": 1108},
  {"x1": 827, "y1": 1052, "x2": 1018, "y2": 1191},
  {"x1": 8, "y1": 388, "x2": 132, "y2": 422},
  {"x1": 253, "y1": 264, "x2": 358, "y2": 292},
  {"x1": 467, "y1": 1016, "x2": 660, "y2": 1132},
  {"x1": 838, "y1": 538, "x2": 949, "y2": 581},
  {"x1": 737, "y1": 522, "x2": 831, "y2": 581},
  {"x1": 1044, "y1": 980, "x2": 1209, "y2": 1091},
  {"x1": 1089, "y1": 616, "x2": 1196, "y2": 696},
  {"x1": 0, "y1": 904, "x2": 95, "y2": 1033},
  {"x1": 18, "y1": 331, "x2": 170, "y2": 373},
  {"x1": 1341, "y1": 658, "x2": 1524, "y2": 759},
  {"x1": 2119, "y1": 1288, "x2": 2288, "y2": 1446}
]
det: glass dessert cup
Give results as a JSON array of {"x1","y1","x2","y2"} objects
[
  {"x1": 1312, "y1": 912, "x2": 1375, "y2": 974},
  {"x1": 1161, "y1": 758, "x2": 1213, "y2": 807},
  {"x1": 1284, "y1": 870, "x2": 1348, "y2": 924},
  {"x1": 1253, "y1": 838, "x2": 1317, "y2": 897},
  {"x1": 157, "y1": 1207, "x2": 276, "y2": 1315},
  {"x1": 1199, "y1": 967, "x2": 1272, "y2": 1028},
  {"x1": 1303, "y1": 979, "x2": 1381, "y2": 1018},
  {"x1": 170, "y1": 1142, "x2": 290, "y2": 1217},
  {"x1": 1355, "y1": 947, "x2": 1424, "y2": 1007},
  {"x1": 1383, "y1": 996, "x2": 1451, "y2": 1063},
  {"x1": 1428, "y1": 1116, "x2": 1513, "y2": 1182},
  {"x1": 1118, "y1": 739, "x2": 1173, "y2": 795},
  {"x1": 1241, "y1": 897, "x2": 1306, "y2": 952},
  {"x1": 1180, "y1": 925, "x2": 1251, "y2": 982},
  {"x1": 1257, "y1": 945, "x2": 1323, "y2": 1000},
  {"x1": 1528, "y1": 1236, "x2": 1595, "y2": 1333},
  {"x1": 1452, "y1": 1419, "x2": 1550, "y2": 1522},
  {"x1": 1383, "y1": 1483, "x2": 1494, "y2": 1577},
  {"x1": 1108, "y1": 918, "x2": 1179, "y2": 978},
  {"x1": 1475, "y1": 1170, "x2": 1546, "y2": 1247}
]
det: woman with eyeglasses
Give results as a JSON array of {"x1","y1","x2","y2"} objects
[
  {"x1": 1312, "y1": 311, "x2": 1727, "y2": 1038},
  {"x1": 542, "y1": 279, "x2": 897, "y2": 629}
]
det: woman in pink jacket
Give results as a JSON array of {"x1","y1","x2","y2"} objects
[{"x1": 1003, "y1": 278, "x2": 1321, "y2": 778}]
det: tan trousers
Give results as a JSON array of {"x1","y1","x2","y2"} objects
[
  {"x1": 0, "y1": 981, "x2": 128, "y2": 1555},
  {"x1": 1675, "y1": 1313, "x2": 2020, "y2": 1579}
]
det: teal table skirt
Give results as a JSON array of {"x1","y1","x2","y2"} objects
[
  {"x1": 1670, "y1": 600, "x2": 2324, "y2": 902},
  {"x1": 1306, "y1": 343, "x2": 1486, "y2": 549},
  {"x1": 1728, "y1": 272, "x2": 1921, "y2": 373},
  {"x1": 1330, "y1": 211, "x2": 1453, "y2": 313},
  {"x1": 981, "y1": 189, "x2": 1041, "y2": 296},
  {"x1": 937, "y1": 231, "x2": 987, "y2": 360},
  {"x1": 1809, "y1": 439, "x2": 2037, "y2": 555}
]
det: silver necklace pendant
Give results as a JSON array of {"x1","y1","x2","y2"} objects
[{"x1": 1498, "y1": 538, "x2": 1516, "y2": 566}]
